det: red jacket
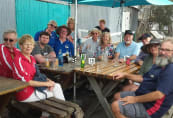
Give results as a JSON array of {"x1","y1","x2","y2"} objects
[
  {"x1": 0, "y1": 44, "x2": 20, "y2": 78},
  {"x1": 12, "y1": 52, "x2": 36, "y2": 101}
]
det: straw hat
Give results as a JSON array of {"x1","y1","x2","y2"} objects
[
  {"x1": 141, "y1": 38, "x2": 161, "y2": 53},
  {"x1": 56, "y1": 25, "x2": 71, "y2": 36},
  {"x1": 88, "y1": 28, "x2": 101, "y2": 36}
]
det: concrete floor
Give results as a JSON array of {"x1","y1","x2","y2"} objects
[{"x1": 65, "y1": 87, "x2": 112, "y2": 118}]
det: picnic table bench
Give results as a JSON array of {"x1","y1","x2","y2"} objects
[{"x1": 12, "y1": 97, "x2": 84, "y2": 118}]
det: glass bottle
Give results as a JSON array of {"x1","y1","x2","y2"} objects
[{"x1": 58, "y1": 49, "x2": 63, "y2": 67}]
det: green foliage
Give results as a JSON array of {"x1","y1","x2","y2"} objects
[
  {"x1": 150, "y1": 6, "x2": 173, "y2": 29},
  {"x1": 149, "y1": 5, "x2": 173, "y2": 35}
]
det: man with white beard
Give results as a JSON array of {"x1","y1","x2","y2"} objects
[
  {"x1": 111, "y1": 39, "x2": 173, "y2": 118},
  {"x1": 114, "y1": 30, "x2": 139, "y2": 63}
]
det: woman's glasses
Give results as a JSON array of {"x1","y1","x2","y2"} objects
[{"x1": 4, "y1": 38, "x2": 14, "y2": 42}]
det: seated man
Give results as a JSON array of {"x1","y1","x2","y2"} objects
[
  {"x1": 111, "y1": 39, "x2": 173, "y2": 118},
  {"x1": 34, "y1": 20, "x2": 58, "y2": 48},
  {"x1": 95, "y1": 19, "x2": 110, "y2": 33},
  {"x1": 54, "y1": 25, "x2": 74, "y2": 57},
  {"x1": 114, "y1": 30, "x2": 139, "y2": 62},
  {"x1": 135, "y1": 33, "x2": 152, "y2": 65},
  {"x1": 32, "y1": 32, "x2": 56, "y2": 64},
  {"x1": 82, "y1": 28, "x2": 101, "y2": 57},
  {"x1": 0, "y1": 30, "x2": 20, "y2": 78}
]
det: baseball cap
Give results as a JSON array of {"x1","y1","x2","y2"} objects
[{"x1": 124, "y1": 30, "x2": 135, "y2": 36}]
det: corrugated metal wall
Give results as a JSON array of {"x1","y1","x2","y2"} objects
[
  {"x1": 71, "y1": 5, "x2": 138, "y2": 42},
  {"x1": 0, "y1": 0, "x2": 16, "y2": 43},
  {"x1": 71, "y1": 5, "x2": 122, "y2": 34}
]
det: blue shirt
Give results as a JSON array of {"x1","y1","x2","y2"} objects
[
  {"x1": 34, "y1": 29, "x2": 58, "y2": 49},
  {"x1": 54, "y1": 37, "x2": 74, "y2": 57},
  {"x1": 116, "y1": 41, "x2": 139, "y2": 59},
  {"x1": 135, "y1": 64, "x2": 173, "y2": 118}
]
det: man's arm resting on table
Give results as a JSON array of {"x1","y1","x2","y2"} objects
[
  {"x1": 34, "y1": 54, "x2": 47, "y2": 64},
  {"x1": 47, "y1": 51, "x2": 56, "y2": 58},
  {"x1": 129, "y1": 55, "x2": 137, "y2": 61},
  {"x1": 113, "y1": 73, "x2": 143, "y2": 83},
  {"x1": 125, "y1": 73, "x2": 143, "y2": 83}
]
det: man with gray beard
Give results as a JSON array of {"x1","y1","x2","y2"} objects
[{"x1": 111, "y1": 39, "x2": 173, "y2": 118}]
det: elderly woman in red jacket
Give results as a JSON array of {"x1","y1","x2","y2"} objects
[{"x1": 12, "y1": 34, "x2": 65, "y2": 118}]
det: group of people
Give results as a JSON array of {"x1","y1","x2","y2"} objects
[
  {"x1": 0, "y1": 30, "x2": 65, "y2": 118},
  {"x1": 111, "y1": 38, "x2": 173, "y2": 118},
  {"x1": 1, "y1": 17, "x2": 173, "y2": 118}
]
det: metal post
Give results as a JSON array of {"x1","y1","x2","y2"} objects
[
  {"x1": 120, "y1": 0, "x2": 124, "y2": 42},
  {"x1": 73, "y1": 0, "x2": 78, "y2": 102}
]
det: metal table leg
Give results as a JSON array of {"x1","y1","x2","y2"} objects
[
  {"x1": 86, "y1": 80, "x2": 120, "y2": 117},
  {"x1": 73, "y1": 72, "x2": 76, "y2": 102}
]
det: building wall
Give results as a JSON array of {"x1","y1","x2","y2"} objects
[
  {"x1": 0, "y1": 0, "x2": 70, "y2": 44},
  {"x1": 0, "y1": 0, "x2": 16, "y2": 43},
  {"x1": 15, "y1": 0, "x2": 70, "y2": 38},
  {"x1": 71, "y1": 5, "x2": 139, "y2": 43}
]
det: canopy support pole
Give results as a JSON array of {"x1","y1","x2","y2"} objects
[{"x1": 73, "y1": 0, "x2": 78, "y2": 102}]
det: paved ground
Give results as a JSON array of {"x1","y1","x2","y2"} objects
[{"x1": 65, "y1": 86, "x2": 113, "y2": 118}]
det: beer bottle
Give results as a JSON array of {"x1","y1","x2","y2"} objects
[{"x1": 81, "y1": 54, "x2": 85, "y2": 68}]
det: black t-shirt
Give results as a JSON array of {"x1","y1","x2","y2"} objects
[{"x1": 95, "y1": 26, "x2": 110, "y2": 33}]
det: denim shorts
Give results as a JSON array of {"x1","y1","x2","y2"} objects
[{"x1": 118, "y1": 91, "x2": 151, "y2": 118}]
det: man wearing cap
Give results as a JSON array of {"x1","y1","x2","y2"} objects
[
  {"x1": 95, "y1": 19, "x2": 110, "y2": 33},
  {"x1": 32, "y1": 31, "x2": 56, "y2": 64},
  {"x1": 135, "y1": 33, "x2": 152, "y2": 65},
  {"x1": 82, "y1": 28, "x2": 101, "y2": 57},
  {"x1": 114, "y1": 30, "x2": 139, "y2": 62},
  {"x1": 54, "y1": 25, "x2": 74, "y2": 57},
  {"x1": 34, "y1": 20, "x2": 58, "y2": 48},
  {"x1": 111, "y1": 38, "x2": 173, "y2": 118}
]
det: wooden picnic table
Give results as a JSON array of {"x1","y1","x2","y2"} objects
[
  {"x1": 0, "y1": 76, "x2": 29, "y2": 114},
  {"x1": 74, "y1": 61, "x2": 140, "y2": 118},
  {"x1": 38, "y1": 63, "x2": 80, "y2": 89},
  {"x1": 38, "y1": 63, "x2": 77, "y2": 75}
]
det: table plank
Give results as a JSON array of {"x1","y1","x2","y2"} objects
[{"x1": 0, "y1": 76, "x2": 29, "y2": 96}]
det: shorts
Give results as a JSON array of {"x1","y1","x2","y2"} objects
[{"x1": 118, "y1": 91, "x2": 151, "y2": 118}]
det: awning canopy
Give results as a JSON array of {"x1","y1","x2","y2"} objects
[{"x1": 45, "y1": 0, "x2": 173, "y2": 7}]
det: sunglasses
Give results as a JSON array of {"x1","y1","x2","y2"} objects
[
  {"x1": 4, "y1": 38, "x2": 14, "y2": 42},
  {"x1": 50, "y1": 24, "x2": 57, "y2": 29}
]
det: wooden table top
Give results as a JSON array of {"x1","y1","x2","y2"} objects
[
  {"x1": 74, "y1": 61, "x2": 140, "y2": 79},
  {"x1": 0, "y1": 76, "x2": 29, "y2": 96}
]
